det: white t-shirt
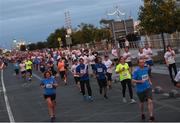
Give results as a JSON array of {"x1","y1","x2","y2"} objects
[
  {"x1": 71, "y1": 64, "x2": 79, "y2": 77},
  {"x1": 125, "y1": 40, "x2": 129, "y2": 47},
  {"x1": 112, "y1": 49, "x2": 118, "y2": 58},
  {"x1": 80, "y1": 55, "x2": 89, "y2": 65},
  {"x1": 143, "y1": 48, "x2": 153, "y2": 61},
  {"x1": 19, "y1": 63, "x2": 26, "y2": 72},
  {"x1": 71, "y1": 54, "x2": 77, "y2": 61},
  {"x1": 164, "y1": 50, "x2": 175, "y2": 65},
  {"x1": 103, "y1": 59, "x2": 113, "y2": 73},
  {"x1": 88, "y1": 55, "x2": 95, "y2": 65},
  {"x1": 123, "y1": 52, "x2": 131, "y2": 62},
  {"x1": 175, "y1": 71, "x2": 180, "y2": 82},
  {"x1": 138, "y1": 52, "x2": 147, "y2": 59}
]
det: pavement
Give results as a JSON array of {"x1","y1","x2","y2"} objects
[{"x1": 0, "y1": 63, "x2": 180, "y2": 122}]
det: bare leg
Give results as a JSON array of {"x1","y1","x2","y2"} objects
[
  {"x1": 147, "y1": 98, "x2": 154, "y2": 117},
  {"x1": 140, "y1": 102, "x2": 144, "y2": 115},
  {"x1": 46, "y1": 98, "x2": 53, "y2": 117}
]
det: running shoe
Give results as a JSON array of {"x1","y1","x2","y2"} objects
[
  {"x1": 50, "y1": 116, "x2": 55, "y2": 122},
  {"x1": 104, "y1": 95, "x2": 108, "y2": 99},
  {"x1": 88, "y1": 96, "x2": 94, "y2": 102},
  {"x1": 130, "y1": 99, "x2": 136, "y2": 104},
  {"x1": 141, "y1": 114, "x2": 145, "y2": 120},
  {"x1": 28, "y1": 78, "x2": 31, "y2": 81},
  {"x1": 83, "y1": 95, "x2": 87, "y2": 101},
  {"x1": 149, "y1": 116, "x2": 155, "y2": 122},
  {"x1": 122, "y1": 98, "x2": 127, "y2": 103}
]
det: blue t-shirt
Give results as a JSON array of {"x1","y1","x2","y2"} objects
[
  {"x1": 34, "y1": 58, "x2": 40, "y2": 64},
  {"x1": 76, "y1": 64, "x2": 89, "y2": 81},
  {"x1": 95, "y1": 63, "x2": 107, "y2": 80},
  {"x1": 41, "y1": 77, "x2": 57, "y2": 95},
  {"x1": 132, "y1": 67, "x2": 151, "y2": 93},
  {"x1": 14, "y1": 63, "x2": 19, "y2": 70}
]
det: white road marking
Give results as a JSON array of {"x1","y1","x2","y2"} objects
[
  {"x1": 1, "y1": 70, "x2": 15, "y2": 123},
  {"x1": 32, "y1": 73, "x2": 42, "y2": 80}
]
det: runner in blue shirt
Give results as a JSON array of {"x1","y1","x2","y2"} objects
[
  {"x1": 40, "y1": 71, "x2": 58, "y2": 122},
  {"x1": 76, "y1": 58, "x2": 93, "y2": 102},
  {"x1": 132, "y1": 59, "x2": 155, "y2": 122},
  {"x1": 14, "y1": 60, "x2": 20, "y2": 78},
  {"x1": 95, "y1": 57, "x2": 108, "y2": 99}
]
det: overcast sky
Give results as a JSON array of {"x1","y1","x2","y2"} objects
[{"x1": 0, "y1": 0, "x2": 143, "y2": 49}]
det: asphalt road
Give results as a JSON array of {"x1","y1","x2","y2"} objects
[{"x1": 0, "y1": 64, "x2": 180, "y2": 122}]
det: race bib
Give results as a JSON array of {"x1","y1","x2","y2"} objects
[
  {"x1": 142, "y1": 74, "x2": 148, "y2": 81},
  {"x1": 123, "y1": 73, "x2": 128, "y2": 77},
  {"x1": 46, "y1": 84, "x2": 53, "y2": 88},
  {"x1": 80, "y1": 69, "x2": 85, "y2": 74},
  {"x1": 97, "y1": 68, "x2": 103, "y2": 73}
]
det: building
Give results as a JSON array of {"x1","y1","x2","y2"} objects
[{"x1": 109, "y1": 19, "x2": 134, "y2": 42}]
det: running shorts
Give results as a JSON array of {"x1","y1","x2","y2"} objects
[
  {"x1": 106, "y1": 73, "x2": 112, "y2": 81},
  {"x1": 137, "y1": 88, "x2": 153, "y2": 103},
  {"x1": 44, "y1": 94, "x2": 56, "y2": 101},
  {"x1": 97, "y1": 79, "x2": 107, "y2": 88}
]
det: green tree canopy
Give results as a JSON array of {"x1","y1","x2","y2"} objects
[
  {"x1": 138, "y1": 0, "x2": 180, "y2": 52},
  {"x1": 46, "y1": 27, "x2": 66, "y2": 48}
]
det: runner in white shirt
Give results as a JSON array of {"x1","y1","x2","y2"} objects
[
  {"x1": 80, "y1": 54, "x2": 89, "y2": 65},
  {"x1": 164, "y1": 45, "x2": 177, "y2": 83},
  {"x1": 71, "y1": 59, "x2": 81, "y2": 92},
  {"x1": 138, "y1": 48, "x2": 147, "y2": 60},
  {"x1": 123, "y1": 46, "x2": 132, "y2": 73},
  {"x1": 19, "y1": 60, "x2": 26, "y2": 79},
  {"x1": 143, "y1": 44, "x2": 153, "y2": 77},
  {"x1": 88, "y1": 53, "x2": 96, "y2": 77},
  {"x1": 103, "y1": 55, "x2": 113, "y2": 89},
  {"x1": 112, "y1": 47, "x2": 118, "y2": 58},
  {"x1": 125, "y1": 39, "x2": 130, "y2": 47}
]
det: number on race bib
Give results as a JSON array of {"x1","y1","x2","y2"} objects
[
  {"x1": 123, "y1": 73, "x2": 128, "y2": 77},
  {"x1": 97, "y1": 68, "x2": 103, "y2": 72},
  {"x1": 142, "y1": 74, "x2": 148, "y2": 81},
  {"x1": 46, "y1": 84, "x2": 53, "y2": 88},
  {"x1": 80, "y1": 70, "x2": 85, "y2": 74}
]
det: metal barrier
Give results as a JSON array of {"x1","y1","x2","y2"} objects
[{"x1": 118, "y1": 38, "x2": 180, "y2": 50}]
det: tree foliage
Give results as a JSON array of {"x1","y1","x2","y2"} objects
[
  {"x1": 27, "y1": 23, "x2": 112, "y2": 50},
  {"x1": 20, "y1": 45, "x2": 26, "y2": 51},
  {"x1": 138, "y1": 0, "x2": 180, "y2": 52},
  {"x1": 138, "y1": 0, "x2": 180, "y2": 34},
  {"x1": 46, "y1": 27, "x2": 66, "y2": 48}
]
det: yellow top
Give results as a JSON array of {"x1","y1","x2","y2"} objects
[
  {"x1": 25, "y1": 60, "x2": 32, "y2": 70},
  {"x1": 115, "y1": 63, "x2": 131, "y2": 81}
]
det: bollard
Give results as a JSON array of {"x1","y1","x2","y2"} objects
[
  {"x1": 154, "y1": 86, "x2": 163, "y2": 94},
  {"x1": 169, "y1": 89, "x2": 178, "y2": 98}
]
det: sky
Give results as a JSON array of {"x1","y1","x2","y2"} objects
[{"x1": 0, "y1": 0, "x2": 143, "y2": 49}]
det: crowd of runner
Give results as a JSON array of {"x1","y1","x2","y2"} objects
[{"x1": 0, "y1": 43, "x2": 180, "y2": 122}]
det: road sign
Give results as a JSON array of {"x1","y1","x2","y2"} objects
[{"x1": 66, "y1": 35, "x2": 72, "y2": 45}]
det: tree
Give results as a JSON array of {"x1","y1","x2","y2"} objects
[
  {"x1": 20, "y1": 45, "x2": 26, "y2": 51},
  {"x1": 99, "y1": 19, "x2": 113, "y2": 44},
  {"x1": 138, "y1": 0, "x2": 180, "y2": 52},
  {"x1": 27, "y1": 43, "x2": 37, "y2": 51},
  {"x1": 36, "y1": 41, "x2": 47, "y2": 49},
  {"x1": 78, "y1": 23, "x2": 96, "y2": 44},
  {"x1": 72, "y1": 30, "x2": 83, "y2": 45},
  {"x1": 46, "y1": 27, "x2": 67, "y2": 48}
]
